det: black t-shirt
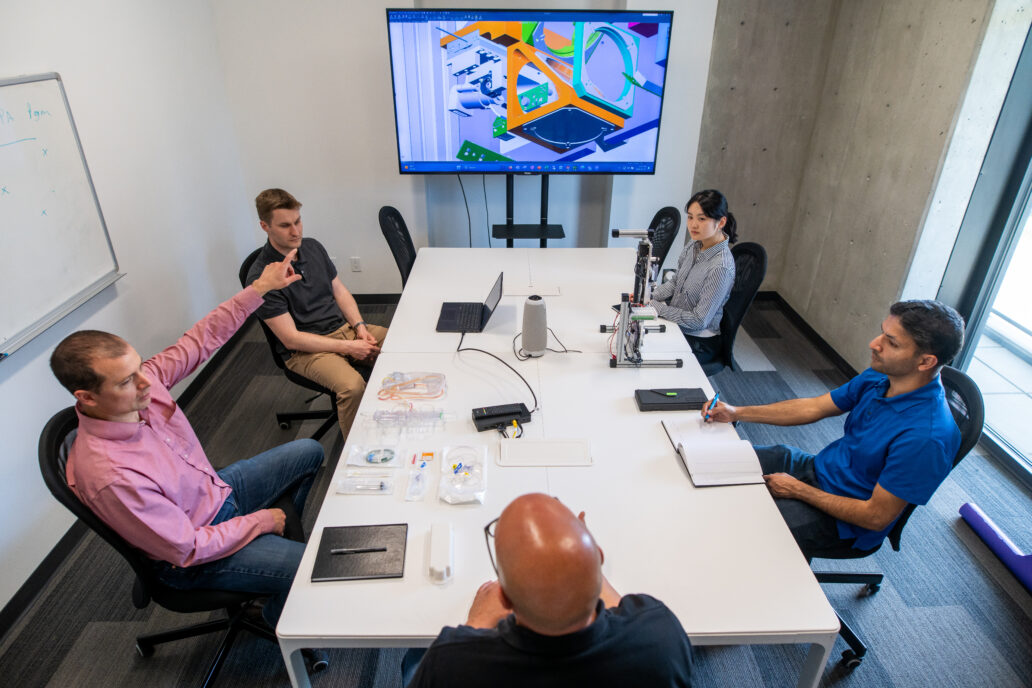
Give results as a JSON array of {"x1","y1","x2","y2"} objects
[
  {"x1": 245, "y1": 238, "x2": 344, "y2": 346},
  {"x1": 408, "y1": 594, "x2": 693, "y2": 688}
]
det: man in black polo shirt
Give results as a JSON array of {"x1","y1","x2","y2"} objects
[
  {"x1": 245, "y1": 188, "x2": 388, "y2": 440},
  {"x1": 404, "y1": 493, "x2": 694, "y2": 687}
]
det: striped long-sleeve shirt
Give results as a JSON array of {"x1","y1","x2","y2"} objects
[{"x1": 649, "y1": 239, "x2": 735, "y2": 337}]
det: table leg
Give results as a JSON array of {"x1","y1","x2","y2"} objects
[
  {"x1": 281, "y1": 644, "x2": 311, "y2": 688},
  {"x1": 796, "y1": 636, "x2": 835, "y2": 688}
]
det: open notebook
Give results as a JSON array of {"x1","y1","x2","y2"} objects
[{"x1": 662, "y1": 419, "x2": 764, "y2": 487}]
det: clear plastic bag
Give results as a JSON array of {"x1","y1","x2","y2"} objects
[
  {"x1": 438, "y1": 445, "x2": 487, "y2": 505},
  {"x1": 405, "y1": 461, "x2": 431, "y2": 501},
  {"x1": 366, "y1": 403, "x2": 451, "y2": 435},
  {"x1": 336, "y1": 469, "x2": 395, "y2": 495},
  {"x1": 345, "y1": 444, "x2": 401, "y2": 468},
  {"x1": 377, "y1": 371, "x2": 447, "y2": 400}
]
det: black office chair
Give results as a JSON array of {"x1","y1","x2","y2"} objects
[
  {"x1": 379, "y1": 205, "x2": 417, "y2": 288},
  {"x1": 38, "y1": 407, "x2": 277, "y2": 687},
  {"x1": 812, "y1": 365, "x2": 984, "y2": 671},
  {"x1": 700, "y1": 241, "x2": 767, "y2": 376},
  {"x1": 239, "y1": 249, "x2": 339, "y2": 441},
  {"x1": 648, "y1": 206, "x2": 681, "y2": 269}
]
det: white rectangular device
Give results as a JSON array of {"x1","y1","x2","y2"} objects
[{"x1": 428, "y1": 523, "x2": 454, "y2": 584}]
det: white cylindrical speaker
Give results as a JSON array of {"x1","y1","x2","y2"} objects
[{"x1": 522, "y1": 295, "x2": 547, "y2": 357}]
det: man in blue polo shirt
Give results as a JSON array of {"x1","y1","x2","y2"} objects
[{"x1": 703, "y1": 300, "x2": 965, "y2": 559}]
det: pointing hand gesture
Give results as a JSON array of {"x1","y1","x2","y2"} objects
[{"x1": 252, "y1": 249, "x2": 302, "y2": 295}]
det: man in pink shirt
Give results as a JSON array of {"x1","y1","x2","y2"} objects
[{"x1": 49, "y1": 250, "x2": 326, "y2": 668}]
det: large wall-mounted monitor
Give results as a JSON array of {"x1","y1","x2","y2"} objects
[{"x1": 386, "y1": 8, "x2": 674, "y2": 175}]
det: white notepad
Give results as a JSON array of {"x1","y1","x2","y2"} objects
[
  {"x1": 498, "y1": 439, "x2": 592, "y2": 466},
  {"x1": 661, "y1": 420, "x2": 764, "y2": 487}
]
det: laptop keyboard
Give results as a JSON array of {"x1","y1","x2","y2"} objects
[{"x1": 454, "y1": 304, "x2": 482, "y2": 331}]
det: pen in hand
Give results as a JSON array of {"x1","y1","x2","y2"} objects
[
  {"x1": 330, "y1": 547, "x2": 388, "y2": 555},
  {"x1": 705, "y1": 393, "x2": 720, "y2": 421}
]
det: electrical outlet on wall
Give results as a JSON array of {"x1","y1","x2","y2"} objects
[{"x1": 350, "y1": 256, "x2": 362, "y2": 272}]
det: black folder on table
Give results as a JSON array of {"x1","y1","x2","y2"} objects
[
  {"x1": 311, "y1": 523, "x2": 408, "y2": 583},
  {"x1": 634, "y1": 388, "x2": 709, "y2": 411}
]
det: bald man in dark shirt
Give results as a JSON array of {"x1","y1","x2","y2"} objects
[{"x1": 404, "y1": 493, "x2": 693, "y2": 687}]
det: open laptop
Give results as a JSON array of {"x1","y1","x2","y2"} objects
[{"x1": 436, "y1": 272, "x2": 503, "y2": 333}]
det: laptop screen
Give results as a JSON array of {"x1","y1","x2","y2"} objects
[{"x1": 484, "y1": 273, "x2": 504, "y2": 317}]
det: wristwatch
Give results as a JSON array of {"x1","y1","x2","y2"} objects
[{"x1": 353, "y1": 321, "x2": 368, "y2": 329}]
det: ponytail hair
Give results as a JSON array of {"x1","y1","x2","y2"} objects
[{"x1": 686, "y1": 189, "x2": 738, "y2": 245}]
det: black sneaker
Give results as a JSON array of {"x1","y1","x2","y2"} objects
[{"x1": 241, "y1": 600, "x2": 275, "y2": 635}]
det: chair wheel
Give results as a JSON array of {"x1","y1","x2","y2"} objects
[
  {"x1": 279, "y1": 421, "x2": 291, "y2": 430},
  {"x1": 839, "y1": 649, "x2": 862, "y2": 671},
  {"x1": 863, "y1": 583, "x2": 881, "y2": 595},
  {"x1": 136, "y1": 641, "x2": 154, "y2": 658},
  {"x1": 302, "y1": 649, "x2": 329, "y2": 673}
]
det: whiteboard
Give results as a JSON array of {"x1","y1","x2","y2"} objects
[{"x1": 0, "y1": 73, "x2": 120, "y2": 359}]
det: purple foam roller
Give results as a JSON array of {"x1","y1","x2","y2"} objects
[{"x1": 959, "y1": 502, "x2": 1032, "y2": 593}]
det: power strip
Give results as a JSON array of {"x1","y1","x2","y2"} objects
[{"x1": 471, "y1": 403, "x2": 532, "y2": 432}]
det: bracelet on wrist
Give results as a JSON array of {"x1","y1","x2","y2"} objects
[{"x1": 353, "y1": 321, "x2": 367, "y2": 329}]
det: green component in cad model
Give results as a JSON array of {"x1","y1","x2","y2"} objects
[
  {"x1": 518, "y1": 83, "x2": 549, "y2": 112},
  {"x1": 456, "y1": 140, "x2": 513, "y2": 162},
  {"x1": 492, "y1": 116, "x2": 508, "y2": 138}
]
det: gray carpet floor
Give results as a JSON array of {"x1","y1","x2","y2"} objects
[{"x1": 1, "y1": 299, "x2": 1030, "y2": 687}]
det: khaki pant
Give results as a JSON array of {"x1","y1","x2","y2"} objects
[{"x1": 284, "y1": 323, "x2": 388, "y2": 440}]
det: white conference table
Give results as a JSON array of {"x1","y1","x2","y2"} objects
[
  {"x1": 277, "y1": 248, "x2": 839, "y2": 688},
  {"x1": 383, "y1": 247, "x2": 693, "y2": 355}
]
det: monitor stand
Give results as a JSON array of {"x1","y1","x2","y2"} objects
[{"x1": 491, "y1": 173, "x2": 566, "y2": 248}]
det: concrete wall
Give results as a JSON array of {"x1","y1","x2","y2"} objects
[
  {"x1": 697, "y1": 0, "x2": 994, "y2": 370},
  {"x1": 903, "y1": 0, "x2": 1032, "y2": 301},
  {"x1": 694, "y1": 2, "x2": 839, "y2": 290}
]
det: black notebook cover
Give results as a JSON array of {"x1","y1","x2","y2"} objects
[
  {"x1": 311, "y1": 524, "x2": 408, "y2": 583},
  {"x1": 634, "y1": 388, "x2": 709, "y2": 411}
]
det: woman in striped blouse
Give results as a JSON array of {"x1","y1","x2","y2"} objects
[{"x1": 648, "y1": 189, "x2": 737, "y2": 365}]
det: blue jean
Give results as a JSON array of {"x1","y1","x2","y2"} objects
[
  {"x1": 755, "y1": 444, "x2": 858, "y2": 560},
  {"x1": 684, "y1": 332, "x2": 722, "y2": 366},
  {"x1": 401, "y1": 648, "x2": 426, "y2": 686},
  {"x1": 153, "y1": 439, "x2": 323, "y2": 626}
]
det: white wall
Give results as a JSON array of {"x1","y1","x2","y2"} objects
[
  {"x1": 0, "y1": 0, "x2": 716, "y2": 613},
  {"x1": 0, "y1": 0, "x2": 254, "y2": 611},
  {"x1": 210, "y1": 0, "x2": 426, "y2": 296}
]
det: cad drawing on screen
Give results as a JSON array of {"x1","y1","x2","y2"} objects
[{"x1": 387, "y1": 9, "x2": 674, "y2": 174}]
